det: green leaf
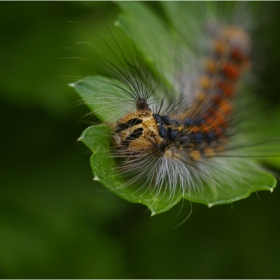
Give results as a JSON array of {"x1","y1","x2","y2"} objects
[
  {"x1": 78, "y1": 125, "x2": 182, "y2": 215},
  {"x1": 182, "y1": 158, "x2": 276, "y2": 207},
  {"x1": 70, "y1": 75, "x2": 133, "y2": 122},
  {"x1": 116, "y1": 2, "x2": 178, "y2": 90},
  {"x1": 72, "y1": 2, "x2": 278, "y2": 214},
  {"x1": 78, "y1": 125, "x2": 276, "y2": 215}
]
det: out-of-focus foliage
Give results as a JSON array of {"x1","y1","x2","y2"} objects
[{"x1": 1, "y1": 2, "x2": 280, "y2": 278}]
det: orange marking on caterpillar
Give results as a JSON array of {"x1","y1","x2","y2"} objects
[
  {"x1": 205, "y1": 59, "x2": 217, "y2": 74},
  {"x1": 189, "y1": 150, "x2": 201, "y2": 161},
  {"x1": 200, "y1": 76, "x2": 212, "y2": 90},
  {"x1": 216, "y1": 81, "x2": 235, "y2": 97},
  {"x1": 222, "y1": 63, "x2": 240, "y2": 80},
  {"x1": 214, "y1": 40, "x2": 227, "y2": 56},
  {"x1": 231, "y1": 48, "x2": 247, "y2": 64},
  {"x1": 204, "y1": 147, "x2": 215, "y2": 157},
  {"x1": 220, "y1": 102, "x2": 233, "y2": 116}
]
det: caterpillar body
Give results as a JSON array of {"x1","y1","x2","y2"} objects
[
  {"x1": 110, "y1": 26, "x2": 252, "y2": 198},
  {"x1": 114, "y1": 27, "x2": 249, "y2": 161},
  {"x1": 74, "y1": 2, "x2": 277, "y2": 213}
]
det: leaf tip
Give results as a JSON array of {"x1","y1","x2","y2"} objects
[
  {"x1": 208, "y1": 203, "x2": 214, "y2": 208},
  {"x1": 68, "y1": 82, "x2": 75, "y2": 88},
  {"x1": 262, "y1": 186, "x2": 275, "y2": 193},
  {"x1": 77, "y1": 136, "x2": 83, "y2": 142},
  {"x1": 93, "y1": 175, "x2": 100, "y2": 181},
  {"x1": 151, "y1": 211, "x2": 156, "y2": 217}
]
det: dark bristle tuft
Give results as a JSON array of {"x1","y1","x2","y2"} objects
[{"x1": 136, "y1": 98, "x2": 149, "y2": 110}]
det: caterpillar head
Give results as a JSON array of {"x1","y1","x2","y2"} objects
[{"x1": 113, "y1": 110, "x2": 163, "y2": 154}]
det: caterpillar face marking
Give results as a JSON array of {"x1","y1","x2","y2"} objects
[{"x1": 113, "y1": 109, "x2": 163, "y2": 154}]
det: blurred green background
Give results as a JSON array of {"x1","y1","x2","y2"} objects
[{"x1": 1, "y1": 1, "x2": 280, "y2": 278}]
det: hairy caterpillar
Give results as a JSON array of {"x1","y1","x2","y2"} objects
[
  {"x1": 113, "y1": 26, "x2": 249, "y2": 187},
  {"x1": 73, "y1": 2, "x2": 277, "y2": 214}
]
